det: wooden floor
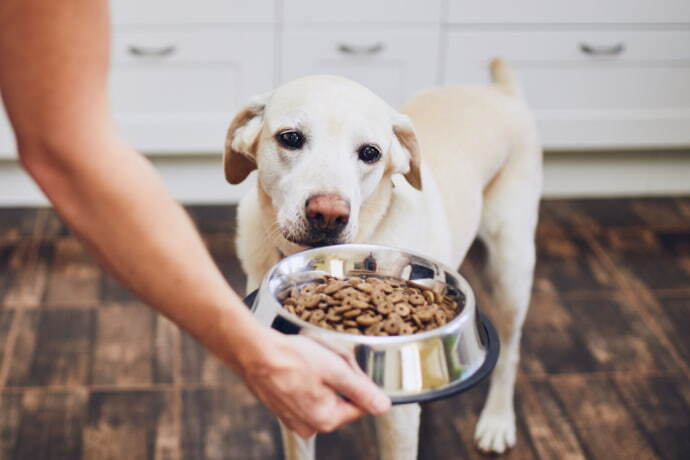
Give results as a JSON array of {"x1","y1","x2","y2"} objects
[{"x1": 0, "y1": 198, "x2": 688, "y2": 460}]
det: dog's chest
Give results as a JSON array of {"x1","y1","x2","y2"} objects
[{"x1": 364, "y1": 174, "x2": 453, "y2": 266}]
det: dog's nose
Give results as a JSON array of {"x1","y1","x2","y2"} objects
[{"x1": 305, "y1": 194, "x2": 350, "y2": 233}]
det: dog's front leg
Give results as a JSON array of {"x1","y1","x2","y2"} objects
[
  {"x1": 375, "y1": 403, "x2": 421, "y2": 460},
  {"x1": 279, "y1": 421, "x2": 316, "y2": 460}
]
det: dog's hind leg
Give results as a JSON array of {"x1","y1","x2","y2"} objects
[
  {"x1": 375, "y1": 403, "x2": 421, "y2": 460},
  {"x1": 473, "y1": 155, "x2": 541, "y2": 454},
  {"x1": 279, "y1": 422, "x2": 316, "y2": 460}
]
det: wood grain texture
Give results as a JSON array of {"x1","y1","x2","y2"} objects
[
  {"x1": 0, "y1": 199, "x2": 688, "y2": 460},
  {"x1": 45, "y1": 237, "x2": 100, "y2": 308}
]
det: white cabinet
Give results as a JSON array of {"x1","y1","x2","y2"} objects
[
  {"x1": 281, "y1": 26, "x2": 440, "y2": 108},
  {"x1": 111, "y1": 27, "x2": 274, "y2": 153},
  {"x1": 1, "y1": 0, "x2": 689, "y2": 158},
  {"x1": 283, "y1": 0, "x2": 442, "y2": 24},
  {"x1": 442, "y1": 26, "x2": 690, "y2": 149},
  {"x1": 446, "y1": 0, "x2": 690, "y2": 24},
  {"x1": 0, "y1": 104, "x2": 14, "y2": 159},
  {"x1": 111, "y1": 0, "x2": 276, "y2": 25}
]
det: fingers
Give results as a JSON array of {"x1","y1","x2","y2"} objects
[
  {"x1": 323, "y1": 360, "x2": 391, "y2": 415},
  {"x1": 280, "y1": 416, "x2": 317, "y2": 439}
]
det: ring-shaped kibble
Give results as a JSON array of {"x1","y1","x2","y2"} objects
[
  {"x1": 356, "y1": 313, "x2": 379, "y2": 326},
  {"x1": 408, "y1": 294, "x2": 425, "y2": 305},
  {"x1": 376, "y1": 302, "x2": 395, "y2": 315},
  {"x1": 395, "y1": 302, "x2": 412, "y2": 317},
  {"x1": 310, "y1": 310, "x2": 325, "y2": 321},
  {"x1": 384, "y1": 318, "x2": 400, "y2": 335},
  {"x1": 399, "y1": 323, "x2": 415, "y2": 335},
  {"x1": 343, "y1": 308, "x2": 362, "y2": 319}
]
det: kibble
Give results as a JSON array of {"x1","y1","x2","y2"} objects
[{"x1": 279, "y1": 275, "x2": 462, "y2": 336}]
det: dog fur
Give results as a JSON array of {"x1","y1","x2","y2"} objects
[{"x1": 225, "y1": 59, "x2": 542, "y2": 459}]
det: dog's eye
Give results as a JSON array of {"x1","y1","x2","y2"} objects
[
  {"x1": 276, "y1": 131, "x2": 305, "y2": 150},
  {"x1": 358, "y1": 144, "x2": 381, "y2": 164}
]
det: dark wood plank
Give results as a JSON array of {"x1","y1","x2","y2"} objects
[
  {"x1": 630, "y1": 198, "x2": 690, "y2": 229},
  {"x1": 3, "y1": 311, "x2": 40, "y2": 386},
  {"x1": 181, "y1": 388, "x2": 279, "y2": 460},
  {"x1": 204, "y1": 233, "x2": 246, "y2": 296},
  {"x1": 101, "y1": 273, "x2": 139, "y2": 303},
  {"x1": 0, "y1": 393, "x2": 22, "y2": 458},
  {"x1": 521, "y1": 378, "x2": 586, "y2": 459},
  {"x1": 419, "y1": 380, "x2": 539, "y2": 460},
  {"x1": 614, "y1": 375, "x2": 690, "y2": 460},
  {"x1": 559, "y1": 293, "x2": 677, "y2": 373},
  {"x1": 0, "y1": 208, "x2": 39, "y2": 238},
  {"x1": 91, "y1": 304, "x2": 154, "y2": 386},
  {"x1": 180, "y1": 331, "x2": 236, "y2": 386},
  {"x1": 0, "y1": 310, "x2": 15, "y2": 369},
  {"x1": 83, "y1": 390, "x2": 176, "y2": 460},
  {"x1": 534, "y1": 222, "x2": 619, "y2": 293},
  {"x1": 649, "y1": 294, "x2": 690, "y2": 367},
  {"x1": 550, "y1": 375, "x2": 658, "y2": 459},
  {"x1": 153, "y1": 314, "x2": 181, "y2": 385},
  {"x1": 597, "y1": 227, "x2": 690, "y2": 291},
  {"x1": 7, "y1": 310, "x2": 94, "y2": 386},
  {"x1": 45, "y1": 237, "x2": 101, "y2": 308},
  {"x1": 571, "y1": 198, "x2": 647, "y2": 227},
  {"x1": 185, "y1": 205, "x2": 237, "y2": 234},
  {"x1": 520, "y1": 289, "x2": 599, "y2": 375},
  {"x1": 317, "y1": 417, "x2": 379, "y2": 460},
  {"x1": 1, "y1": 238, "x2": 51, "y2": 309},
  {"x1": 13, "y1": 389, "x2": 87, "y2": 460}
]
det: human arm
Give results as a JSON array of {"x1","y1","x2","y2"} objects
[{"x1": 0, "y1": 0, "x2": 389, "y2": 437}]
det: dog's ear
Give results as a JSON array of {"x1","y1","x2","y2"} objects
[
  {"x1": 224, "y1": 92, "x2": 271, "y2": 184},
  {"x1": 390, "y1": 112, "x2": 422, "y2": 190}
]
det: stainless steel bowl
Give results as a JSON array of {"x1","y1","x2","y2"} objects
[{"x1": 248, "y1": 243, "x2": 498, "y2": 404}]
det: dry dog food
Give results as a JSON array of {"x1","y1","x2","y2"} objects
[{"x1": 278, "y1": 275, "x2": 462, "y2": 336}]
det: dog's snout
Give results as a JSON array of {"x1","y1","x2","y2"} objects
[{"x1": 305, "y1": 194, "x2": 350, "y2": 234}]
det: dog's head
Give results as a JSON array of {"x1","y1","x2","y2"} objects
[{"x1": 224, "y1": 75, "x2": 421, "y2": 249}]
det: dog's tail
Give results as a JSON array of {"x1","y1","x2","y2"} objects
[{"x1": 489, "y1": 58, "x2": 522, "y2": 98}]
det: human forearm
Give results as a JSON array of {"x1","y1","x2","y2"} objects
[{"x1": 21, "y1": 134, "x2": 269, "y2": 372}]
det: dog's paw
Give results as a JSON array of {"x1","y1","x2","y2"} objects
[{"x1": 474, "y1": 409, "x2": 516, "y2": 455}]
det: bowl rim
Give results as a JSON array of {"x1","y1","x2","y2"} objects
[{"x1": 258, "y1": 243, "x2": 478, "y2": 345}]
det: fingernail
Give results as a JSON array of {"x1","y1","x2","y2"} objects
[{"x1": 372, "y1": 393, "x2": 391, "y2": 413}]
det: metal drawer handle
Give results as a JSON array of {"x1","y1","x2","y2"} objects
[
  {"x1": 579, "y1": 42, "x2": 625, "y2": 56},
  {"x1": 337, "y1": 42, "x2": 385, "y2": 55},
  {"x1": 128, "y1": 44, "x2": 177, "y2": 57}
]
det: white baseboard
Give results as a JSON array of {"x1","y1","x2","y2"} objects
[{"x1": 1, "y1": 150, "x2": 688, "y2": 206}]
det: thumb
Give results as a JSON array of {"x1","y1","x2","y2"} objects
[{"x1": 325, "y1": 362, "x2": 391, "y2": 415}]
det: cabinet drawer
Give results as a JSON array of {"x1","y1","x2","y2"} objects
[
  {"x1": 111, "y1": 0, "x2": 276, "y2": 25},
  {"x1": 447, "y1": 0, "x2": 690, "y2": 24},
  {"x1": 111, "y1": 28, "x2": 274, "y2": 153},
  {"x1": 443, "y1": 30, "x2": 690, "y2": 148},
  {"x1": 281, "y1": 26, "x2": 440, "y2": 108},
  {"x1": 283, "y1": 0, "x2": 442, "y2": 23},
  {"x1": 445, "y1": 30, "x2": 690, "y2": 63}
]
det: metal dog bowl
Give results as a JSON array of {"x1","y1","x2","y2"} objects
[{"x1": 246, "y1": 244, "x2": 499, "y2": 404}]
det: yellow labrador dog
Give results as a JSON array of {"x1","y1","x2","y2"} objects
[{"x1": 225, "y1": 59, "x2": 542, "y2": 459}]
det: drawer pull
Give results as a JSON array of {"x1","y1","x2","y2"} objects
[
  {"x1": 128, "y1": 45, "x2": 177, "y2": 57},
  {"x1": 579, "y1": 43, "x2": 625, "y2": 56},
  {"x1": 337, "y1": 43, "x2": 385, "y2": 55}
]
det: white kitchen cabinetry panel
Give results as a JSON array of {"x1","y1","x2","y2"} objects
[
  {"x1": 111, "y1": 28, "x2": 274, "y2": 153},
  {"x1": 281, "y1": 26, "x2": 440, "y2": 108},
  {"x1": 0, "y1": 105, "x2": 15, "y2": 159},
  {"x1": 444, "y1": 29, "x2": 690, "y2": 149},
  {"x1": 447, "y1": 0, "x2": 690, "y2": 24},
  {"x1": 283, "y1": 0, "x2": 442, "y2": 23},
  {"x1": 111, "y1": 0, "x2": 277, "y2": 25}
]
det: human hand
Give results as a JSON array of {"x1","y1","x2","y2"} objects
[{"x1": 238, "y1": 329, "x2": 391, "y2": 438}]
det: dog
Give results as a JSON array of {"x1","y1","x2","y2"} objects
[{"x1": 224, "y1": 59, "x2": 542, "y2": 459}]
